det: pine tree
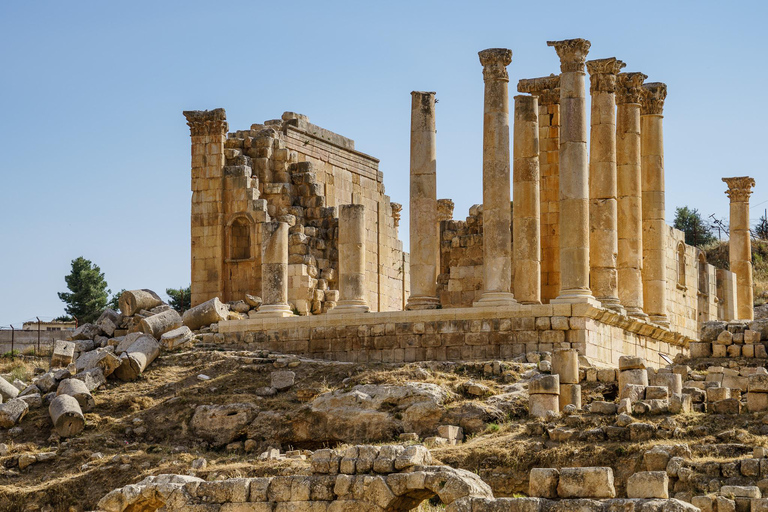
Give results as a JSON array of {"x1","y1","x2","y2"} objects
[
  {"x1": 673, "y1": 206, "x2": 716, "y2": 247},
  {"x1": 57, "y1": 257, "x2": 110, "y2": 324},
  {"x1": 166, "y1": 286, "x2": 191, "y2": 313}
]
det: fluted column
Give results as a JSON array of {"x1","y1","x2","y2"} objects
[
  {"x1": 475, "y1": 48, "x2": 516, "y2": 307},
  {"x1": 641, "y1": 82, "x2": 669, "y2": 326},
  {"x1": 331, "y1": 204, "x2": 370, "y2": 313},
  {"x1": 407, "y1": 91, "x2": 440, "y2": 310},
  {"x1": 257, "y1": 221, "x2": 293, "y2": 317},
  {"x1": 616, "y1": 72, "x2": 649, "y2": 319},
  {"x1": 723, "y1": 177, "x2": 756, "y2": 320},
  {"x1": 547, "y1": 38, "x2": 598, "y2": 305},
  {"x1": 513, "y1": 95, "x2": 541, "y2": 304},
  {"x1": 586, "y1": 58, "x2": 625, "y2": 312}
]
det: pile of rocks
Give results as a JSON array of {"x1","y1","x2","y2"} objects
[{"x1": 691, "y1": 320, "x2": 768, "y2": 359}]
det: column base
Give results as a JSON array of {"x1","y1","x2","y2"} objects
[
  {"x1": 406, "y1": 296, "x2": 441, "y2": 310},
  {"x1": 328, "y1": 299, "x2": 370, "y2": 314},
  {"x1": 624, "y1": 307, "x2": 649, "y2": 320},
  {"x1": 254, "y1": 304, "x2": 294, "y2": 318},
  {"x1": 551, "y1": 290, "x2": 601, "y2": 307},
  {"x1": 649, "y1": 315, "x2": 670, "y2": 328},
  {"x1": 597, "y1": 297, "x2": 625, "y2": 315},
  {"x1": 473, "y1": 292, "x2": 517, "y2": 307}
]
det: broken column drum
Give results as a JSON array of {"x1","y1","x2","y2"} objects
[
  {"x1": 140, "y1": 308, "x2": 183, "y2": 339},
  {"x1": 182, "y1": 297, "x2": 228, "y2": 330},
  {"x1": 723, "y1": 176, "x2": 756, "y2": 321},
  {"x1": 475, "y1": 48, "x2": 516, "y2": 307},
  {"x1": 512, "y1": 94, "x2": 541, "y2": 304},
  {"x1": 616, "y1": 72, "x2": 649, "y2": 319},
  {"x1": 586, "y1": 57, "x2": 625, "y2": 312},
  {"x1": 49, "y1": 394, "x2": 85, "y2": 438},
  {"x1": 257, "y1": 221, "x2": 293, "y2": 317},
  {"x1": 118, "y1": 289, "x2": 164, "y2": 317},
  {"x1": 640, "y1": 82, "x2": 669, "y2": 326},
  {"x1": 114, "y1": 334, "x2": 161, "y2": 381},
  {"x1": 332, "y1": 204, "x2": 370, "y2": 313},
  {"x1": 547, "y1": 38, "x2": 596, "y2": 305},
  {"x1": 406, "y1": 91, "x2": 440, "y2": 310},
  {"x1": 56, "y1": 378, "x2": 96, "y2": 413}
]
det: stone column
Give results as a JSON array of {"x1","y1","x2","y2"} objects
[
  {"x1": 518, "y1": 76, "x2": 561, "y2": 303},
  {"x1": 331, "y1": 204, "x2": 370, "y2": 313},
  {"x1": 257, "y1": 221, "x2": 292, "y2": 317},
  {"x1": 407, "y1": 91, "x2": 440, "y2": 310},
  {"x1": 616, "y1": 72, "x2": 649, "y2": 319},
  {"x1": 723, "y1": 177, "x2": 757, "y2": 320},
  {"x1": 183, "y1": 108, "x2": 228, "y2": 307},
  {"x1": 547, "y1": 38, "x2": 598, "y2": 305},
  {"x1": 640, "y1": 83, "x2": 669, "y2": 326},
  {"x1": 513, "y1": 94, "x2": 541, "y2": 304},
  {"x1": 475, "y1": 48, "x2": 516, "y2": 307},
  {"x1": 586, "y1": 58, "x2": 625, "y2": 312}
]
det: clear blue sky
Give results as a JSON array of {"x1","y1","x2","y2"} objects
[{"x1": 1, "y1": 1, "x2": 766, "y2": 327}]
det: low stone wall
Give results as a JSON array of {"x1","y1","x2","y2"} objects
[
  {"x1": 0, "y1": 330, "x2": 59, "y2": 354},
  {"x1": 219, "y1": 303, "x2": 691, "y2": 368}
]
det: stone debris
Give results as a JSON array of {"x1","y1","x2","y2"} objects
[
  {"x1": 270, "y1": 370, "x2": 295, "y2": 391},
  {"x1": 56, "y1": 378, "x2": 96, "y2": 412},
  {"x1": 0, "y1": 398, "x2": 29, "y2": 428},
  {"x1": 159, "y1": 326, "x2": 193, "y2": 349},
  {"x1": 190, "y1": 402, "x2": 259, "y2": 446},
  {"x1": 50, "y1": 339, "x2": 75, "y2": 368},
  {"x1": 0, "y1": 375, "x2": 20, "y2": 401},
  {"x1": 49, "y1": 394, "x2": 84, "y2": 438},
  {"x1": 182, "y1": 297, "x2": 229, "y2": 331}
]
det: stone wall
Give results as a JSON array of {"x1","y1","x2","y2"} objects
[{"x1": 0, "y1": 330, "x2": 57, "y2": 354}]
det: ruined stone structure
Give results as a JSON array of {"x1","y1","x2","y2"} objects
[{"x1": 189, "y1": 38, "x2": 754, "y2": 365}]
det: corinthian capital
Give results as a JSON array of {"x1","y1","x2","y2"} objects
[
  {"x1": 585, "y1": 57, "x2": 626, "y2": 93},
  {"x1": 616, "y1": 72, "x2": 648, "y2": 104},
  {"x1": 478, "y1": 48, "x2": 513, "y2": 82},
  {"x1": 183, "y1": 108, "x2": 228, "y2": 137},
  {"x1": 390, "y1": 202, "x2": 402, "y2": 228},
  {"x1": 640, "y1": 83, "x2": 667, "y2": 115},
  {"x1": 723, "y1": 177, "x2": 756, "y2": 202},
  {"x1": 547, "y1": 38, "x2": 591, "y2": 73},
  {"x1": 518, "y1": 75, "x2": 560, "y2": 105}
]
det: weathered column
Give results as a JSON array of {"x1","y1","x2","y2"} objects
[
  {"x1": 257, "y1": 221, "x2": 293, "y2": 317},
  {"x1": 513, "y1": 94, "x2": 541, "y2": 304},
  {"x1": 406, "y1": 91, "x2": 440, "y2": 310},
  {"x1": 586, "y1": 58, "x2": 625, "y2": 312},
  {"x1": 616, "y1": 72, "x2": 649, "y2": 319},
  {"x1": 183, "y1": 109, "x2": 228, "y2": 307},
  {"x1": 475, "y1": 48, "x2": 516, "y2": 307},
  {"x1": 547, "y1": 38, "x2": 598, "y2": 305},
  {"x1": 331, "y1": 204, "x2": 370, "y2": 313},
  {"x1": 640, "y1": 83, "x2": 669, "y2": 326},
  {"x1": 723, "y1": 177, "x2": 757, "y2": 320},
  {"x1": 518, "y1": 76, "x2": 561, "y2": 303}
]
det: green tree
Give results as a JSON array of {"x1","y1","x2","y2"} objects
[
  {"x1": 107, "y1": 289, "x2": 126, "y2": 311},
  {"x1": 166, "y1": 286, "x2": 191, "y2": 313},
  {"x1": 755, "y1": 212, "x2": 768, "y2": 241},
  {"x1": 57, "y1": 257, "x2": 110, "y2": 324},
  {"x1": 673, "y1": 206, "x2": 716, "y2": 247}
]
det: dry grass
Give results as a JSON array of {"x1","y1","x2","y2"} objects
[{"x1": 0, "y1": 357, "x2": 41, "y2": 383}]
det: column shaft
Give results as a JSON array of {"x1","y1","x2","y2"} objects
[
  {"x1": 258, "y1": 221, "x2": 292, "y2": 317},
  {"x1": 407, "y1": 91, "x2": 440, "y2": 310},
  {"x1": 475, "y1": 48, "x2": 516, "y2": 307},
  {"x1": 331, "y1": 204, "x2": 370, "y2": 313},
  {"x1": 640, "y1": 82, "x2": 669, "y2": 326},
  {"x1": 616, "y1": 73, "x2": 648, "y2": 319},
  {"x1": 513, "y1": 94, "x2": 541, "y2": 304},
  {"x1": 587, "y1": 58, "x2": 625, "y2": 312},
  {"x1": 723, "y1": 177, "x2": 756, "y2": 320}
]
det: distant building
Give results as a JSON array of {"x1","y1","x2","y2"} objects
[{"x1": 22, "y1": 320, "x2": 76, "y2": 331}]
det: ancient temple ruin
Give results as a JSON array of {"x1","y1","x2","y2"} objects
[{"x1": 183, "y1": 38, "x2": 757, "y2": 367}]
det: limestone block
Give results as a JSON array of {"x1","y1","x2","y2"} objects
[
  {"x1": 744, "y1": 345, "x2": 756, "y2": 358},
  {"x1": 713, "y1": 345, "x2": 727, "y2": 358},
  {"x1": 49, "y1": 394, "x2": 84, "y2": 437},
  {"x1": 619, "y1": 369, "x2": 648, "y2": 390},
  {"x1": 689, "y1": 343, "x2": 712, "y2": 358},
  {"x1": 0, "y1": 398, "x2": 28, "y2": 428},
  {"x1": 114, "y1": 335, "x2": 160, "y2": 381},
  {"x1": 557, "y1": 467, "x2": 616, "y2": 498},
  {"x1": 560, "y1": 384, "x2": 581, "y2": 410},
  {"x1": 51, "y1": 340, "x2": 76, "y2": 368},
  {"x1": 626, "y1": 471, "x2": 669, "y2": 498},
  {"x1": 394, "y1": 445, "x2": 431, "y2": 470},
  {"x1": 712, "y1": 398, "x2": 741, "y2": 414},
  {"x1": 96, "y1": 308, "x2": 120, "y2": 337},
  {"x1": 18, "y1": 393, "x2": 41, "y2": 408},
  {"x1": 529, "y1": 468, "x2": 559, "y2": 498},
  {"x1": 529, "y1": 394, "x2": 559, "y2": 419},
  {"x1": 723, "y1": 375, "x2": 748, "y2": 392},
  {"x1": 701, "y1": 321, "x2": 727, "y2": 341},
  {"x1": 718, "y1": 496, "x2": 736, "y2": 512},
  {"x1": 437, "y1": 425, "x2": 464, "y2": 441},
  {"x1": 73, "y1": 367, "x2": 106, "y2": 392},
  {"x1": 621, "y1": 384, "x2": 645, "y2": 402},
  {"x1": 748, "y1": 393, "x2": 768, "y2": 413},
  {"x1": 529, "y1": 375, "x2": 560, "y2": 395},
  {"x1": 140, "y1": 309, "x2": 183, "y2": 339},
  {"x1": 750, "y1": 375, "x2": 768, "y2": 393},
  {"x1": 56, "y1": 379, "x2": 95, "y2": 412},
  {"x1": 645, "y1": 386, "x2": 669, "y2": 400},
  {"x1": 720, "y1": 486, "x2": 761, "y2": 499},
  {"x1": 757, "y1": 345, "x2": 768, "y2": 359},
  {"x1": 160, "y1": 326, "x2": 194, "y2": 350},
  {"x1": 717, "y1": 330, "x2": 734, "y2": 345},
  {"x1": 271, "y1": 371, "x2": 295, "y2": 392},
  {"x1": 552, "y1": 349, "x2": 579, "y2": 384},
  {"x1": 619, "y1": 356, "x2": 646, "y2": 370},
  {"x1": 746, "y1": 330, "x2": 762, "y2": 344},
  {"x1": 727, "y1": 345, "x2": 742, "y2": 358},
  {"x1": 691, "y1": 496, "x2": 714, "y2": 512},
  {"x1": 591, "y1": 401, "x2": 617, "y2": 415},
  {"x1": 0, "y1": 376, "x2": 19, "y2": 401},
  {"x1": 644, "y1": 446, "x2": 670, "y2": 471},
  {"x1": 707, "y1": 387, "x2": 730, "y2": 402},
  {"x1": 650, "y1": 373, "x2": 683, "y2": 395},
  {"x1": 75, "y1": 347, "x2": 121, "y2": 377},
  {"x1": 118, "y1": 289, "x2": 164, "y2": 317},
  {"x1": 597, "y1": 369, "x2": 617, "y2": 383},
  {"x1": 182, "y1": 297, "x2": 229, "y2": 331}
]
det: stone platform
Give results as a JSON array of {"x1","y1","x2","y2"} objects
[{"x1": 219, "y1": 303, "x2": 692, "y2": 368}]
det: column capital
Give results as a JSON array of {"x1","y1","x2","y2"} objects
[
  {"x1": 518, "y1": 75, "x2": 560, "y2": 105},
  {"x1": 437, "y1": 199, "x2": 454, "y2": 222},
  {"x1": 390, "y1": 202, "x2": 402, "y2": 228},
  {"x1": 478, "y1": 48, "x2": 513, "y2": 82},
  {"x1": 640, "y1": 83, "x2": 667, "y2": 115},
  {"x1": 585, "y1": 57, "x2": 626, "y2": 93},
  {"x1": 723, "y1": 176, "x2": 756, "y2": 202},
  {"x1": 183, "y1": 108, "x2": 228, "y2": 136},
  {"x1": 616, "y1": 72, "x2": 648, "y2": 104},
  {"x1": 547, "y1": 38, "x2": 591, "y2": 72}
]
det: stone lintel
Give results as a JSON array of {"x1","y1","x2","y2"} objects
[
  {"x1": 547, "y1": 38, "x2": 591, "y2": 72},
  {"x1": 479, "y1": 48, "x2": 513, "y2": 82},
  {"x1": 585, "y1": 58, "x2": 626, "y2": 93},
  {"x1": 723, "y1": 177, "x2": 756, "y2": 202},
  {"x1": 518, "y1": 75, "x2": 560, "y2": 106},
  {"x1": 616, "y1": 72, "x2": 648, "y2": 104},
  {"x1": 641, "y1": 82, "x2": 668, "y2": 115},
  {"x1": 183, "y1": 108, "x2": 228, "y2": 136}
]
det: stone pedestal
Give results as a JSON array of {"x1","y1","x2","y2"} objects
[
  {"x1": 475, "y1": 48, "x2": 517, "y2": 307},
  {"x1": 723, "y1": 177, "x2": 756, "y2": 320},
  {"x1": 257, "y1": 221, "x2": 293, "y2": 317},
  {"x1": 640, "y1": 83, "x2": 669, "y2": 326},
  {"x1": 331, "y1": 204, "x2": 370, "y2": 313},
  {"x1": 512, "y1": 94, "x2": 541, "y2": 304},
  {"x1": 547, "y1": 39, "x2": 599, "y2": 306},
  {"x1": 616, "y1": 72, "x2": 649, "y2": 319},
  {"x1": 586, "y1": 58, "x2": 625, "y2": 312},
  {"x1": 407, "y1": 91, "x2": 440, "y2": 310},
  {"x1": 183, "y1": 109, "x2": 228, "y2": 307}
]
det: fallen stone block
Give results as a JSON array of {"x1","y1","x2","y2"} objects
[
  {"x1": 619, "y1": 369, "x2": 649, "y2": 390},
  {"x1": 190, "y1": 403, "x2": 258, "y2": 447},
  {"x1": 750, "y1": 375, "x2": 768, "y2": 393},
  {"x1": 437, "y1": 425, "x2": 464, "y2": 442},
  {"x1": 114, "y1": 335, "x2": 160, "y2": 381},
  {"x1": 49, "y1": 394, "x2": 84, "y2": 438},
  {"x1": 626, "y1": 471, "x2": 669, "y2": 498},
  {"x1": 182, "y1": 297, "x2": 229, "y2": 331},
  {"x1": 0, "y1": 376, "x2": 19, "y2": 401},
  {"x1": 96, "y1": 308, "x2": 120, "y2": 337},
  {"x1": 529, "y1": 374, "x2": 559, "y2": 394},
  {"x1": 557, "y1": 467, "x2": 615, "y2": 498},
  {"x1": 669, "y1": 393, "x2": 693, "y2": 414},
  {"x1": 620, "y1": 384, "x2": 645, "y2": 402},
  {"x1": 140, "y1": 309, "x2": 183, "y2": 339},
  {"x1": 689, "y1": 342, "x2": 712, "y2": 358},
  {"x1": 720, "y1": 485, "x2": 761, "y2": 498},
  {"x1": 0, "y1": 399, "x2": 29, "y2": 428},
  {"x1": 18, "y1": 394, "x2": 42, "y2": 408},
  {"x1": 50, "y1": 340, "x2": 76, "y2": 368},
  {"x1": 18, "y1": 385, "x2": 40, "y2": 397},
  {"x1": 591, "y1": 401, "x2": 617, "y2": 415},
  {"x1": 69, "y1": 323, "x2": 102, "y2": 341},
  {"x1": 56, "y1": 379, "x2": 95, "y2": 412},
  {"x1": 560, "y1": 384, "x2": 581, "y2": 410},
  {"x1": 271, "y1": 371, "x2": 295, "y2": 391},
  {"x1": 529, "y1": 394, "x2": 559, "y2": 419},
  {"x1": 619, "y1": 356, "x2": 646, "y2": 371},
  {"x1": 33, "y1": 372, "x2": 58, "y2": 394},
  {"x1": 650, "y1": 373, "x2": 683, "y2": 395},
  {"x1": 118, "y1": 289, "x2": 164, "y2": 317},
  {"x1": 160, "y1": 326, "x2": 193, "y2": 349},
  {"x1": 712, "y1": 398, "x2": 741, "y2": 414},
  {"x1": 394, "y1": 444, "x2": 431, "y2": 470},
  {"x1": 552, "y1": 349, "x2": 579, "y2": 384},
  {"x1": 73, "y1": 367, "x2": 106, "y2": 392},
  {"x1": 748, "y1": 392, "x2": 768, "y2": 413},
  {"x1": 529, "y1": 468, "x2": 559, "y2": 498},
  {"x1": 646, "y1": 386, "x2": 670, "y2": 400},
  {"x1": 75, "y1": 347, "x2": 121, "y2": 377}
]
